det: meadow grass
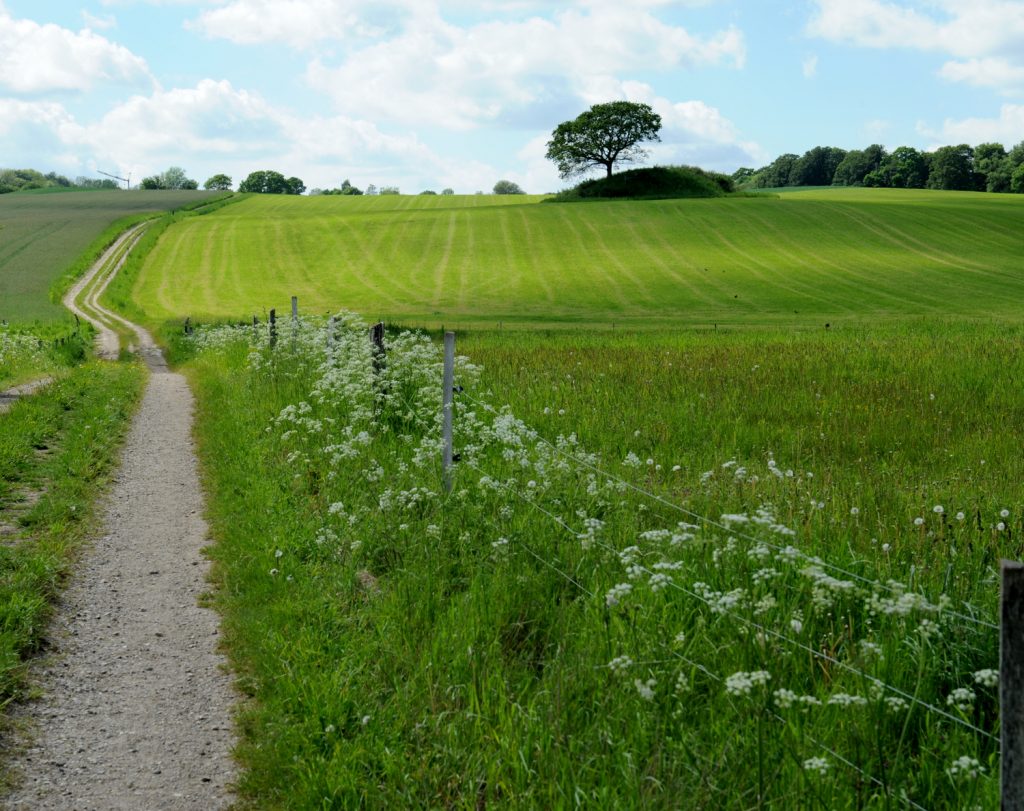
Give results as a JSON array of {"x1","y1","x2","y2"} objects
[
  {"x1": 0, "y1": 361, "x2": 145, "y2": 752},
  {"x1": 181, "y1": 316, "x2": 1015, "y2": 808},
  {"x1": 0, "y1": 189, "x2": 227, "y2": 324},
  {"x1": 132, "y1": 187, "x2": 1024, "y2": 330}
]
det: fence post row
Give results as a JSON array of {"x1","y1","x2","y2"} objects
[
  {"x1": 269, "y1": 309, "x2": 277, "y2": 347},
  {"x1": 1003, "y1": 559, "x2": 1024, "y2": 810},
  {"x1": 442, "y1": 331, "x2": 455, "y2": 494}
]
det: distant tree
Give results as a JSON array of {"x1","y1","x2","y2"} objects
[
  {"x1": 791, "y1": 146, "x2": 847, "y2": 186},
  {"x1": 339, "y1": 179, "x2": 363, "y2": 195},
  {"x1": 441, "y1": 187, "x2": 455, "y2": 195},
  {"x1": 76, "y1": 176, "x2": 118, "y2": 189},
  {"x1": 285, "y1": 176, "x2": 306, "y2": 195},
  {"x1": 140, "y1": 175, "x2": 164, "y2": 190},
  {"x1": 730, "y1": 167, "x2": 756, "y2": 186},
  {"x1": 927, "y1": 144, "x2": 975, "y2": 191},
  {"x1": 1011, "y1": 163, "x2": 1024, "y2": 194},
  {"x1": 159, "y1": 166, "x2": 197, "y2": 190},
  {"x1": 365, "y1": 183, "x2": 378, "y2": 196},
  {"x1": 974, "y1": 142, "x2": 1010, "y2": 192},
  {"x1": 546, "y1": 101, "x2": 662, "y2": 179},
  {"x1": 832, "y1": 144, "x2": 886, "y2": 186},
  {"x1": 204, "y1": 174, "x2": 233, "y2": 191},
  {"x1": 1009, "y1": 140, "x2": 1024, "y2": 169},
  {"x1": 44, "y1": 171, "x2": 71, "y2": 187},
  {"x1": 419, "y1": 189, "x2": 437, "y2": 195},
  {"x1": 239, "y1": 170, "x2": 290, "y2": 194},
  {"x1": 876, "y1": 146, "x2": 929, "y2": 188},
  {"x1": 379, "y1": 186, "x2": 400, "y2": 195},
  {"x1": 493, "y1": 179, "x2": 525, "y2": 194},
  {"x1": 752, "y1": 154, "x2": 799, "y2": 188}
]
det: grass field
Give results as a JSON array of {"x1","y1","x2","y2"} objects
[
  {"x1": 177, "y1": 316, "x2": 1016, "y2": 808},
  {"x1": 132, "y1": 187, "x2": 1024, "y2": 329},
  {"x1": 0, "y1": 189, "x2": 223, "y2": 323}
]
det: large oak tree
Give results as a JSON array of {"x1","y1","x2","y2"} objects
[{"x1": 545, "y1": 101, "x2": 662, "y2": 179}]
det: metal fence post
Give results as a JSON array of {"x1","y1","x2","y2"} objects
[
  {"x1": 442, "y1": 331, "x2": 455, "y2": 493},
  {"x1": 1003, "y1": 559, "x2": 1024, "y2": 810}
]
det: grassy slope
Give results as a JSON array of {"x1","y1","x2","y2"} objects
[
  {"x1": 0, "y1": 190, "x2": 223, "y2": 323},
  {"x1": 132, "y1": 188, "x2": 1024, "y2": 329}
]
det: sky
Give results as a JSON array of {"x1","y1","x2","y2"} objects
[{"x1": 1, "y1": 0, "x2": 1022, "y2": 194}]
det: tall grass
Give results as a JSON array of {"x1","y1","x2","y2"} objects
[{"x1": 185, "y1": 317, "x2": 1013, "y2": 808}]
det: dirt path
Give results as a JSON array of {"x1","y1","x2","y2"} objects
[
  {"x1": 4, "y1": 233, "x2": 236, "y2": 808},
  {"x1": 0, "y1": 377, "x2": 54, "y2": 415}
]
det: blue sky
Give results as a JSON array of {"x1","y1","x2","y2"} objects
[{"x1": 1, "y1": 0, "x2": 1022, "y2": 193}]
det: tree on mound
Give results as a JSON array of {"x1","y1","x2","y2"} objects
[{"x1": 546, "y1": 101, "x2": 662, "y2": 179}]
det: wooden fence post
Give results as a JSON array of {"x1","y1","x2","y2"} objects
[
  {"x1": 370, "y1": 322, "x2": 386, "y2": 376},
  {"x1": 1003, "y1": 559, "x2": 1024, "y2": 810},
  {"x1": 269, "y1": 308, "x2": 277, "y2": 347},
  {"x1": 442, "y1": 331, "x2": 455, "y2": 494}
]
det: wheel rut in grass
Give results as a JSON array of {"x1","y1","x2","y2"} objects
[{"x1": 4, "y1": 231, "x2": 236, "y2": 809}]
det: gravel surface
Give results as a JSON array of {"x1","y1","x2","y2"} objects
[{"x1": 3, "y1": 353, "x2": 237, "y2": 808}]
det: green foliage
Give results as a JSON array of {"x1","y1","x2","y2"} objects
[
  {"x1": 751, "y1": 153, "x2": 799, "y2": 188},
  {"x1": 928, "y1": 145, "x2": 976, "y2": 191},
  {"x1": 239, "y1": 170, "x2": 305, "y2": 195},
  {"x1": 791, "y1": 146, "x2": 847, "y2": 186},
  {"x1": 441, "y1": 188, "x2": 455, "y2": 195},
  {"x1": 552, "y1": 165, "x2": 731, "y2": 200},
  {"x1": 493, "y1": 180, "x2": 525, "y2": 195},
  {"x1": 204, "y1": 174, "x2": 233, "y2": 191},
  {"x1": 0, "y1": 169, "x2": 72, "y2": 195},
  {"x1": 545, "y1": 101, "x2": 662, "y2": 179}
]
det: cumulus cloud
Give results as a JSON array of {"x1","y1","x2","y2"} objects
[
  {"x1": 918, "y1": 103, "x2": 1024, "y2": 145},
  {"x1": 806, "y1": 0, "x2": 1024, "y2": 94},
  {"x1": 0, "y1": 78, "x2": 490, "y2": 191},
  {"x1": 304, "y1": 5, "x2": 744, "y2": 130},
  {"x1": 0, "y1": 5, "x2": 152, "y2": 93},
  {"x1": 802, "y1": 54, "x2": 818, "y2": 78}
]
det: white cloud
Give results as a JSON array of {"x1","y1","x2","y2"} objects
[
  {"x1": 0, "y1": 77, "x2": 497, "y2": 191},
  {"x1": 802, "y1": 54, "x2": 818, "y2": 78},
  {"x1": 82, "y1": 10, "x2": 118, "y2": 30},
  {"x1": 304, "y1": 5, "x2": 744, "y2": 130},
  {"x1": 0, "y1": 5, "x2": 152, "y2": 93},
  {"x1": 806, "y1": 0, "x2": 1024, "y2": 94},
  {"x1": 918, "y1": 103, "x2": 1024, "y2": 145},
  {"x1": 939, "y1": 57, "x2": 1024, "y2": 91},
  {"x1": 188, "y1": 0, "x2": 412, "y2": 48}
]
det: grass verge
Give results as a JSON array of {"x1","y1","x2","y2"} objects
[
  {"x1": 0, "y1": 361, "x2": 146, "y2": 764},
  {"x1": 185, "y1": 316, "x2": 1012, "y2": 808}
]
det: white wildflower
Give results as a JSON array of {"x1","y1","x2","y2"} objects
[
  {"x1": 947, "y1": 687, "x2": 976, "y2": 711},
  {"x1": 947, "y1": 755, "x2": 985, "y2": 780},
  {"x1": 725, "y1": 670, "x2": 771, "y2": 696},
  {"x1": 802, "y1": 757, "x2": 829, "y2": 776},
  {"x1": 974, "y1": 669, "x2": 998, "y2": 688},
  {"x1": 634, "y1": 678, "x2": 657, "y2": 701}
]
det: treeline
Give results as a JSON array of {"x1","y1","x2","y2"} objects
[
  {"x1": 0, "y1": 168, "x2": 120, "y2": 194},
  {"x1": 735, "y1": 141, "x2": 1024, "y2": 193}
]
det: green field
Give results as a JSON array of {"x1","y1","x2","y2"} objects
[
  {"x1": 132, "y1": 187, "x2": 1024, "y2": 328},
  {"x1": 0, "y1": 189, "x2": 223, "y2": 322}
]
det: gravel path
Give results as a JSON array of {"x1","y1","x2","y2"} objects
[
  {"x1": 4, "y1": 248, "x2": 236, "y2": 808},
  {"x1": 0, "y1": 377, "x2": 54, "y2": 415}
]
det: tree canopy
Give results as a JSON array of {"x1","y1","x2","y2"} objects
[
  {"x1": 141, "y1": 166, "x2": 198, "y2": 190},
  {"x1": 204, "y1": 174, "x2": 233, "y2": 191},
  {"x1": 239, "y1": 170, "x2": 305, "y2": 195},
  {"x1": 493, "y1": 179, "x2": 525, "y2": 194},
  {"x1": 737, "y1": 139, "x2": 1024, "y2": 194},
  {"x1": 546, "y1": 101, "x2": 662, "y2": 179}
]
